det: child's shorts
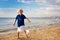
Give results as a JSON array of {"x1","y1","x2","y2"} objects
[{"x1": 17, "y1": 26, "x2": 29, "y2": 34}]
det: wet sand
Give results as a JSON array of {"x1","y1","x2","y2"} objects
[{"x1": 0, "y1": 26, "x2": 60, "y2": 40}]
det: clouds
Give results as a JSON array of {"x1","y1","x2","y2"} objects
[
  {"x1": 0, "y1": 7, "x2": 60, "y2": 17},
  {"x1": 0, "y1": 6, "x2": 60, "y2": 17},
  {"x1": 17, "y1": 0, "x2": 60, "y2": 6},
  {"x1": 0, "y1": 0, "x2": 60, "y2": 17},
  {"x1": 17, "y1": 0, "x2": 46, "y2": 4},
  {"x1": 0, "y1": 8, "x2": 17, "y2": 17},
  {"x1": 56, "y1": 0, "x2": 60, "y2": 5},
  {"x1": 44, "y1": 7, "x2": 60, "y2": 16},
  {"x1": 23, "y1": 6, "x2": 60, "y2": 17}
]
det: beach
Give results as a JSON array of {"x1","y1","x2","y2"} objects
[
  {"x1": 0, "y1": 18, "x2": 60, "y2": 40},
  {"x1": 0, "y1": 0, "x2": 60, "y2": 40},
  {"x1": 0, "y1": 26, "x2": 60, "y2": 40}
]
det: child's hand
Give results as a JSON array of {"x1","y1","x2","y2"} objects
[
  {"x1": 29, "y1": 20, "x2": 31, "y2": 23},
  {"x1": 26, "y1": 18, "x2": 31, "y2": 23},
  {"x1": 13, "y1": 19, "x2": 16, "y2": 26},
  {"x1": 13, "y1": 23, "x2": 15, "y2": 26}
]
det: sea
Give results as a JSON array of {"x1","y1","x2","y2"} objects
[{"x1": 0, "y1": 17, "x2": 60, "y2": 34}]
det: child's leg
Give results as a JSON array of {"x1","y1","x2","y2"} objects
[
  {"x1": 24, "y1": 30, "x2": 28, "y2": 38},
  {"x1": 18, "y1": 32, "x2": 20, "y2": 39},
  {"x1": 22, "y1": 26, "x2": 29, "y2": 38},
  {"x1": 17, "y1": 27, "x2": 21, "y2": 39}
]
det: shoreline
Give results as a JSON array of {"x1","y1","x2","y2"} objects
[
  {"x1": 0, "y1": 25, "x2": 60, "y2": 34},
  {"x1": 0, "y1": 26, "x2": 60, "y2": 40}
]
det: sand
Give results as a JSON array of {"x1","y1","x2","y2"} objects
[{"x1": 0, "y1": 26, "x2": 60, "y2": 40}]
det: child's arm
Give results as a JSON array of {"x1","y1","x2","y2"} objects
[
  {"x1": 26, "y1": 18, "x2": 31, "y2": 23},
  {"x1": 13, "y1": 19, "x2": 16, "y2": 26}
]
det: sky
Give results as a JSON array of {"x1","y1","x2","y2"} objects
[{"x1": 0, "y1": 0, "x2": 60, "y2": 17}]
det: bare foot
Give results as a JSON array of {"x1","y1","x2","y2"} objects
[{"x1": 17, "y1": 37, "x2": 20, "y2": 39}]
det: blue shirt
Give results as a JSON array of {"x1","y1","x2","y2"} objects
[{"x1": 16, "y1": 14, "x2": 26, "y2": 27}]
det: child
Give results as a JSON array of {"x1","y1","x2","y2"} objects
[{"x1": 13, "y1": 9, "x2": 30, "y2": 39}]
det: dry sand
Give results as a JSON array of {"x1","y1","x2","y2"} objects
[{"x1": 0, "y1": 26, "x2": 60, "y2": 40}]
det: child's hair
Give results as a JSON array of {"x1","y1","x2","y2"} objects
[{"x1": 17, "y1": 9, "x2": 23, "y2": 13}]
